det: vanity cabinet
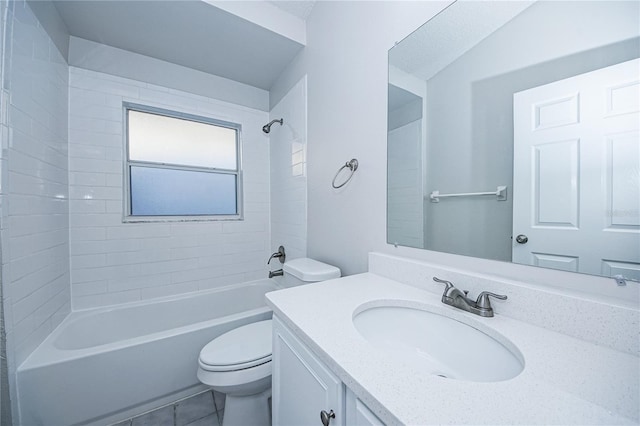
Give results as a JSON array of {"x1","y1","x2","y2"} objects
[
  {"x1": 272, "y1": 316, "x2": 345, "y2": 426},
  {"x1": 272, "y1": 315, "x2": 386, "y2": 426}
]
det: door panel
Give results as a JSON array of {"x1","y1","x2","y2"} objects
[
  {"x1": 534, "y1": 139, "x2": 579, "y2": 227},
  {"x1": 513, "y1": 58, "x2": 640, "y2": 279},
  {"x1": 532, "y1": 253, "x2": 579, "y2": 272},
  {"x1": 602, "y1": 260, "x2": 640, "y2": 278},
  {"x1": 607, "y1": 132, "x2": 640, "y2": 228}
]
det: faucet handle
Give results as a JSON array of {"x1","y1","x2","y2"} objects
[
  {"x1": 267, "y1": 246, "x2": 286, "y2": 265},
  {"x1": 476, "y1": 291, "x2": 507, "y2": 309},
  {"x1": 433, "y1": 277, "x2": 454, "y2": 292}
]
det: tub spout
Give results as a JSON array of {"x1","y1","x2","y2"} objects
[{"x1": 269, "y1": 269, "x2": 283, "y2": 278}]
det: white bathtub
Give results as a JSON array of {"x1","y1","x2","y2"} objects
[{"x1": 17, "y1": 279, "x2": 279, "y2": 426}]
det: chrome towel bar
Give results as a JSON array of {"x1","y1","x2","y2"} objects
[{"x1": 430, "y1": 186, "x2": 507, "y2": 202}]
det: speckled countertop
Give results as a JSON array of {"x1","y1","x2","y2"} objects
[{"x1": 265, "y1": 273, "x2": 640, "y2": 425}]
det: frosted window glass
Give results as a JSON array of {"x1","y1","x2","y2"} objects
[
  {"x1": 128, "y1": 110, "x2": 237, "y2": 170},
  {"x1": 130, "y1": 166, "x2": 237, "y2": 216}
]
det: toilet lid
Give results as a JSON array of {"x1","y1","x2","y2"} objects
[{"x1": 199, "y1": 320, "x2": 272, "y2": 371}]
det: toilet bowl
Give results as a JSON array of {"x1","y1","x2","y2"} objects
[{"x1": 197, "y1": 258, "x2": 340, "y2": 426}]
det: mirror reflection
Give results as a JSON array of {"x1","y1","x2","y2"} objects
[{"x1": 387, "y1": 0, "x2": 640, "y2": 280}]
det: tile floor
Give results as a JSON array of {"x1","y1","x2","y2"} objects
[{"x1": 111, "y1": 390, "x2": 225, "y2": 426}]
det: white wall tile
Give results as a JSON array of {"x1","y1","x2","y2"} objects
[
  {"x1": 107, "y1": 272, "x2": 173, "y2": 292},
  {"x1": 1, "y1": 0, "x2": 71, "y2": 377},
  {"x1": 69, "y1": 171, "x2": 107, "y2": 187},
  {"x1": 69, "y1": 227, "x2": 107, "y2": 242},
  {"x1": 71, "y1": 254, "x2": 107, "y2": 269},
  {"x1": 69, "y1": 128, "x2": 122, "y2": 147},
  {"x1": 72, "y1": 280, "x2": 108, "y2": 297},
  {"x1": 8, "y1": 214, "x2": 67, "y2": 237},
  {"x1": 69, "y1": 200, "x2": 106, "y2": 214},
  {"x1": 139, "y1": 281, "x2": 199, "y2": 301},
  {"x1": 9, "y1": 262, "x2": 68, "y2": 302},
  {"x1": 69, "y1": 157, "x2": 122, "y2": 174},
  {"x1": 73, "y1": 289, "x2": 141, "y2": 311},
  {"x1": 269, "y1": 76, "x2": 308, "y2": 261},
  {"x1": 68, "y1": 67, "x2": 271, "y2": 309}
]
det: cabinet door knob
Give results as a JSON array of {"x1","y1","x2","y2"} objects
[{"x1": 320, "y1": 409, "x2": 336, "y2": 426}]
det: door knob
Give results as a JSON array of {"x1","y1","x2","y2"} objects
[
  {"x1": 515, "y1": 234, "x2": 528, "y2": 244},
  {"x1": 320, "y1": 409, "x2": 335, "y2": 426}
]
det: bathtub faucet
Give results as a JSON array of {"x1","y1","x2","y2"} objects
[
  {"x1": 269, "y1": 269, "x2": 283, "y2": 278},
  {"x1": 267, "y1": 246, "x2": 286, "y2": 265}
]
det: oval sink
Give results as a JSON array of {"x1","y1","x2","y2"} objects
[{"x1": 353, "y1": 305, "x2": 523, "y2": 382}]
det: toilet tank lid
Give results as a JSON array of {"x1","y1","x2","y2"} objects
[{"x1": 283, "y1": 258, "x2": 341, "y2": 282}]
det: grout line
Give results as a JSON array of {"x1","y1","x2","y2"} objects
[
  {"x1": 173, "y1": 401, "x2": 177, "y2": 426},
  {"x1": 212, "y1": 390, "x2": 223, "y2": 426},
  {"x1": 109, "y1": 388, "x2": 216, "y2": 426}
]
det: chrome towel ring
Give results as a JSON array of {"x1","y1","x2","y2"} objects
[{"x1": 332, "y1": 159, "x2": 358, "y2": 189}]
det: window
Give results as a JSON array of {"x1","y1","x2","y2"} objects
[{"x1": 124, "y1": 103, "x2": 242, "y2": 220}]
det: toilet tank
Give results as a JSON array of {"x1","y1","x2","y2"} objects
[{"x1": 281, "y1": 258, "x2": 341, "y2": 287}]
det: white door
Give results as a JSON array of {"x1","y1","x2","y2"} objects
[{"x1": 513, "y1": 58, "x2": 640, "y2": 279}]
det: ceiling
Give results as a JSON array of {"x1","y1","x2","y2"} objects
[
  {"x1": 268, "y1": 1, "x2": 315, "y2": 20},
  {"x1": 389, "y1": 1, "x2": 535, "y2": 81},
  {"x1": 53, "y1": 1, "x2": 313, "y2": 90}
]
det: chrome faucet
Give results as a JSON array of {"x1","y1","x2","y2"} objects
[{"x1": 433, "y1": 277, "x2": 507, "y2": 317}]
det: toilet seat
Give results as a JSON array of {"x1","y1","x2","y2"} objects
[
  {"x1": 198, "y1": 355, "x2": 271, "y2": 372},
  {"x1": 199, "y1": 319, "x2": 272, "y2": 372}
]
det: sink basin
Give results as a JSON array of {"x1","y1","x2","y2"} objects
[{"x1": 353, "y1": 305, "x2": 523, "y2": 382}]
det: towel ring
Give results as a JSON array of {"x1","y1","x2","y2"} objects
[{"x1": 332, "y1": 159, "x2": 358, "y2": 189}]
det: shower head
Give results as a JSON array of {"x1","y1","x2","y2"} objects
[{"x1": 262, "y1": 118, "x2": 283, "y2": 134}]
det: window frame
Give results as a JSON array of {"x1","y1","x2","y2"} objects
[{"x1": 123, "y1": 102, "x2": 244, "y2": 222}]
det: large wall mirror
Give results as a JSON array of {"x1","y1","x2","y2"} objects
[{"x1": 387, "y1": 1, "x2": 640, "y2": 281}]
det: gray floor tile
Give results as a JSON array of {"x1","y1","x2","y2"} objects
[
  {"x1": 213, "y1": 391, "x2": 225, "y2": 411},
  {"x1": 185, "y1": 413, "x2": 220, "y2": 426},
  {"x1": 131, "y1": 405, "x2": 174, "y2": 426},
  {"x1": 176, "y1": 392, "x2": 216, "y2": 426},
  {"x1": 110, "y1": 420, "x2": 132, "y2": 426}
]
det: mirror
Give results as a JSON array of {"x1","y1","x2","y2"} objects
[{"x1": 387, "y1": 0, "x2": 640, "y2": 281}]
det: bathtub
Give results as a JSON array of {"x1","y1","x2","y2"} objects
[{"x1": 17, "y1": 279, "x2": 279, "y2": 426}]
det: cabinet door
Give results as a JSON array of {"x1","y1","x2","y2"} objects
[
  {"x1": 345, "y1": 389, "x2": 385, "y2": 426},
  {"x1": 272, "y1": 316, "x2": 344, "y2": 426}
]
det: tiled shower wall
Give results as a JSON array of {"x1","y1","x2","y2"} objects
[
  {"x1": 68, "y1": 67, "x2": 271, "y2": 310},
  {"x1": 269, "y1": 76, "x2": 307, "y2": 260},
  {"x1": 0, "y1": 0, "x2": 70, "y2": 420},
  {"x1": 0, "y1": 2, "x2": 8, "y2": 423}
]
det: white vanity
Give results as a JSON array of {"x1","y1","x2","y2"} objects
[{"x1": 266, "y1": 253, "x2": 639, "y2": 425}]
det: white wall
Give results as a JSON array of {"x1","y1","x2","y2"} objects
[
  {"x1": 269, "y1": 76, "x2": 307, "y2": 261},
  {"x1": 0, "y1": 0, "x2": 70, "y2": 421},
  {"x1": 68, "y1": 66, "x2": 271, "y2": 309},
  {"x1": 283, "y1": 0, "x2": 451, "y2": 275}
]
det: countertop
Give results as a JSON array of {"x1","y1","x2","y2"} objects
[{"x1": 265, "y1": 273, "x2": 640, "y2": 425}]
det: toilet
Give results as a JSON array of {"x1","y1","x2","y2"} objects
[{"x1": 197, "y1": 258, "x2": 341, "y2": 426}]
